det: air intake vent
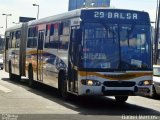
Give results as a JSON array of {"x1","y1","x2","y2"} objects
[{"x1": 103, "y1": 81, "x2": 136, "y2": 87}]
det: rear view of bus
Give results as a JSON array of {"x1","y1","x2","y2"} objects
[{"x1": 70, "y1": 9, "x2": 153, "y2": 102}]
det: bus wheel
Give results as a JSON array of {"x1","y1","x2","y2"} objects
[
  {"x1": 115, "y1": 96, "x2": 128, "y2": 103},
  {"x1": 59, "y1": 72, "x2": 68, "y2": 99},
  {"x1": 28, "y1": 65, "x2": 35, "y2": 88}
]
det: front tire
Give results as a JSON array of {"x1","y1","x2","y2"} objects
[{"x1": 115, "y1": 96, "x2": 128, "y2": 103}]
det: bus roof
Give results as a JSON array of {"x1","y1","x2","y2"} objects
[
  {"x1": 5, "y1": 23, "x2": 23, "y2": 32},
  {"x1": 28, "y1": 8, "x2": 149, "y2": 26},
  {"x1": 6, "y1": 8, "x2": 150, "y2": 31},
  {"x1": 28, "y1": 9, "x2": 82, "y2": 26}
]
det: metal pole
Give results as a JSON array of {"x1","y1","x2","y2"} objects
[
  {"x1": 2, "y1": 14, "x2": 11, "y2": 28},
  {"x1": 83, "y1": 0, "x2": 86, "y2": 7},
  {"x1": 37, "y1": 5, "x2": 39, "y2": 19},
  {"x1": 154, "y1": 0, "x2": 160, "y2": 64},
  {"x1": 33, "y1": 4, "x2": 39, "y2": 20},
  {"x1": 6, "y1": 15, "x2": 7, "y2": 28}
]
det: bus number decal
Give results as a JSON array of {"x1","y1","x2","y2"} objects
[{"x1": 94, "y1": 11, "x2": 105, "y2": 18}]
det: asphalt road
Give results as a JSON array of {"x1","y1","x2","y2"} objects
[{"x1": 0, "y1": 70, "x2": 160, "y2": 120}]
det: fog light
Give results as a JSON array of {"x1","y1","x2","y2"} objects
[
  {"x1": 138, "y1": 80, "x2": 153, "y2": 86},
  {"x1": 144, "y1": 81, "x2": 150, "y2": 85}
]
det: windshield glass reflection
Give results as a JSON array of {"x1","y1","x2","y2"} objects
[{"x1": 80, "y1": 22, "x2": 151, "y2": 70}]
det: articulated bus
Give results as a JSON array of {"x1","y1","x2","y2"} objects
[{"x1": 4, "y1": 8, "x2": 153, "y2": 102}]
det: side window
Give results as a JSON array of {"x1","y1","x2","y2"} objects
[
  {"x1": 59, "y1": 36, "x2": 69, "y2": 50},
  {"x1": 0, "y1": 37, "x2": 4, "y2": 50},
  {"x1": 16, "y1": 30, "x2": 21, "y2": 39},
  {"x1": 45, "y1": 23, "x2": 59, "y2": 49},
  {"x1": 59, "y1": 23, "x2": 63, "y2": 35},
  {"x1": 27, "y1": 27, "x2": 38, "y2": 48},
  {"x1": 5, "y1": 32, "x2": 10, "y2": 50},
  {"x1": 38, "y1": 31, "x2": 44, "y2": 50},
  {"x1": 12, "y1": 32, "x2": 16, "y2": 48},
  {"x1": 51, "y1": 23, "x2": 59, "y2": 49},
  {"x1": 54, "y1": 23, "x2": 59, "y2": 36},
  {"x1": 153, "y1": 66, "x2": 160, "y2": 76},
  {"x1": 59, "y1": 21, "x2": 70, "y2": 50},
  {"x1": 27, "y1": 28, "x2": 32, "y2": 48},
  {"x1": 8, "y1": 32, "x2": 12, "y2": 48},
  {"x1": 50, "y1": 24, "x2": 54, "y2": 36},
  {"x1": 44, "y1": 20, "x2": 70, "y2": 50},
  {"x1": 45, "y1": 24, "x2": 53, "y2": 48},
  {"x1": 15, "y1": 30, "x2": 21, "y2": 48}
]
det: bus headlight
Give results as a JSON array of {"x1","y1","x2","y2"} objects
[
  {"x1": 81, "y1": 79, "x2": 101, "y2": 86},
  {"x1": 87, "y1": 80, "x2": 93, "y2": 86},
  {"x1": 138, "y1": 80, "x2": 153, "y2": 86}
]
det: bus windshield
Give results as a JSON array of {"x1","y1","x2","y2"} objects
[{"x1": 80, "y1": 22, "x2": 151, "y2": 70}]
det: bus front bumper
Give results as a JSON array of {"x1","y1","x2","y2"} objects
[
  {"x1": 79, "y1": 85, "x2": 152, "y2": 97},
  {"x1": 102, "y1": 86, "x2": 152, "y2": 96}
]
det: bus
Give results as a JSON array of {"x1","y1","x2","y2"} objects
[{"x1": 4, "y1": 8, "x2": 153, "y2": 102}]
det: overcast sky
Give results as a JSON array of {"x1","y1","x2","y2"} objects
[{"x1": 0, "y1": 0, "x2": 157, "y2": 35}]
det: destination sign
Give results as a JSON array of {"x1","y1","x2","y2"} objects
[
  {"x1": 94, "y1": 11, "x2": 138, "y2": 20},
  {"x1": 81, "y1": 9, "x2": 150, "y2": 23}
]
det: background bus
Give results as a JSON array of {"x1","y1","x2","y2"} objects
[{"x1": 4, "y1": 8, "x2": 153, "y2": 103}]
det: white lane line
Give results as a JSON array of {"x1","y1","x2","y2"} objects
[{"x1": 0, "y1": 85, "x2": 12, "y2": 93}]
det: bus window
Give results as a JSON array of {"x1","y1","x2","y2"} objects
[
  {"x1": 11, "y1": 32, "x2": 16, "y2": 48},
  {"x1": 15, "y1": 31, "x2": 21, "y2": 48},
  {"x1": 59, "y1": 36, "x2": 69, "y2": 50},
  {"x1": 50, "y1": 24, "x2": 54, "y2": 36},
  {"x1": 5, "y1": 32, "x2": 10, "y2": 50},
  {"x1": 16, "y1": 31, "x2": 21, "y2": 39},
  {"x1": 59, "y1": 21, "x2": 70, "y2": 50},
  {"x1": 38, "y1": 31, "x2": 44, "y2": 50},
  {"x1": 27, "y1": 38, "x2": 37, "y2": 48},
  {"x1": 45, "y1": 24, "x2": 51, "y2": 48},
  {"x1": 70, "y1": 28, "x2": 82, "y2": 64},
  {"x1": 8, "y1": 38, "x2": 12, "y2": 48},
  {"x1": 28, "y1": 27, "x2": 37, "y2": 37},
  {"x1": 54, "y1": 23, "x2": 59, "y2": 36},
  {"x1": 71, "y1": 27, "x2": 82, "y2": 43},
  {"x1": 48, "y1": 23, "x2": 59, "y2": 49},
  {"x1": 50, "y1": 40, "x2": 60, "y2": 49},
  {"x1": 27, "y1": 27, "x2": 38, "y2": 48},
  {"x1": 5, "y1": 37, "x2": 9, "y2": 50},
  {"x1": 63, "y1": 21, "x2": 70, "y2": 35},
  {"x1": 59, "y1": 23, "x2": 63, "y2": 35}
]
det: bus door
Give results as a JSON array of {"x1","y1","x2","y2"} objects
[
  {"x1": 68, "y1": 26, "x2": 82, "y2": 92},
  {"x1": 37, "y1": 30, "x2": 45, "y2": 82}
]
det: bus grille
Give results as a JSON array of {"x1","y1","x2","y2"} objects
[{"x1": 103, "y1": 81, "x2": 136, "y2": 87}]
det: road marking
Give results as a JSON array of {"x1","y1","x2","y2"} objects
[{"x1": 0, "y1": 85, "x2": 12, "y2": 93}]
